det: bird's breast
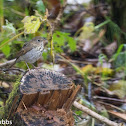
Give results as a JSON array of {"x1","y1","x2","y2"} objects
[{"x1": 17, "y1": 46, "x2": 44, "y2": 63}]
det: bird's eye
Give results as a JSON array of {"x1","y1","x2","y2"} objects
[{"x1": 37, "y1": 39, "x2": 40, "y2": 42}]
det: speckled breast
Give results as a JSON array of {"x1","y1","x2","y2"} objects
[{"x1": 17, "y1": 46, "x2": 44, "y2": 63}]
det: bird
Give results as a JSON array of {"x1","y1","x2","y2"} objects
[{"x1": 9, "y1": 36, "x2": 48, "y2": 69}]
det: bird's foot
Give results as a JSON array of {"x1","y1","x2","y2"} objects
[{"x1": 31, "y1": 64, "x2": 42, "y2": 72}]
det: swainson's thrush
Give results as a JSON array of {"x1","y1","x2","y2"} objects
[{"x1": 9, "y1": 36, "x2": 48, "y2": 68}]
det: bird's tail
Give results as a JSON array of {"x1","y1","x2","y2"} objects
[
  {"x1": 8, "y1": 59, "x2": 17, "y2": 69},
  {"x1": 0, "y1": 59, "x2": 17, "y2": 72}
]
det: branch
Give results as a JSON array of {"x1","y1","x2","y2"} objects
[
  {"x1": 73, "y1": 101, "x2": 121, "y2": 126},
  {"x1": 46, "y1": 1, "x2": 66, "y2": 63}
]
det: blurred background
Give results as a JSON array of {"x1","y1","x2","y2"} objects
[{"x1": 0, "y1": 0, "x2": 126, "y2": 125}]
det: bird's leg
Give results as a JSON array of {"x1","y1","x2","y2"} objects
[
  {"x1": 25, "y1": 61, "x2": 31, "y2": 71},
  {"x1": 25, "y1": 62, "x2": 36, "y2": 77},
  {"x1": 31, "y1": 63, "x2": 36, "y2": 68},
  {"x1": 25, "y1": 62, "x2": 40, "y2": 80},
  {"x1": 31, "y1": 63, "x2": 41, "y2": 72}
]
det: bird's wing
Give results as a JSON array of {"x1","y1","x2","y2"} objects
[{"x1": 16, "y1": 42, "x2": 33, "y2": 59}]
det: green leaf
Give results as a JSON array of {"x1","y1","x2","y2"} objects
[
  {"x1": 53, "y1": 32, "x2": 65, "y2": 46},
  {"x1": 41, "y1": 33, "x2": 47, "y2": 38},
  {"x1": 60, "y1": 0, "x2": 64, "y2": 5},
  {"x1": 75, "y1": 110, "x2": 83, "y2": 116},
  {"x1": 42, "y1": 52, "x2": 48, "y2": 61},
  {"x1": 67, "y1": 36, "x2": 76, "y2": 51},
  {"x1": 0, "y1": 38, "x2": 10, "y2": 57},
  {"x1": 112, "y1": 44, "x2": 124, "y2": 60},
  {"x1": 2, "y1": 20, "x2": 16, "y2": 34},
  {"x1": 36, "y1": 0, "x2": 46, "y2": 13},
  {"x1": 53, "y1": 31, "x2": 76, "y2": 52},
  {"x1": 22, "y1": 16, "x2": 41, "y2": 34}
]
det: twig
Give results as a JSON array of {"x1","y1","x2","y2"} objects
[
  {"x1": 45, "y1": 1, "x2": 66, "y2": 64},
  {"x1": 98, "y1": 101, "x2": 125, "y2": 112},
  {"x1": 73, "y1": 101, "x2": 120, "y2": 126},
  {"x1": 52, "y1": 1, "x2": 67, "y2": 32},
  {"x1": 3, "y1": 68, "x2": 25, "y2": 73},
  {"x1": 93, "y1": 96, "x2": 126, "y2": 103},
  {"x1": 22, "y1": 101, "x2": 27, "y2": 110},
  {"x1": 10, "y1": 8, "x2": 26, "y2": 17},
  {"x1": 0, "y1": 59, "x2": 16, "y2": 68},
  {"x1": 57, "y1": 59, "x2": 97, "y2": 64}
]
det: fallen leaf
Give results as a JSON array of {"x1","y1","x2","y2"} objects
[
  {"x1": 95, "y1": 67, "x2": 113, "y2": 76},
  {"x1": 108, "y1": 80, "x2": 126, "y2": 98},
  {"x1": 81, "y1": 64, "x2": 95, "y2": 74},
  {"x1": 78, "y1": 22, "x2": 94, "y2": 40}
]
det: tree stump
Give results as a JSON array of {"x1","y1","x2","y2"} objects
[{"x1": 3, "y1": 68, "x2": 81, "y2": 126}]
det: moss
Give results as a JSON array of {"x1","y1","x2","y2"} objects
[
  {"x1": 2, "y1": 76, "x2": 23, "y2": 119},
  {"x1": 0, "y1": 107, "x2": 4, "y2": 120}
]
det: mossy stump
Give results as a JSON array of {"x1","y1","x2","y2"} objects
[{"x1": 3, "y1": 68, "x2": 80, "y2": 126}]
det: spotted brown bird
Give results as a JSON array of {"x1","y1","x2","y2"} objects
[{"x1": 9, "y1": 36, "x2": 48, "y2": 68}]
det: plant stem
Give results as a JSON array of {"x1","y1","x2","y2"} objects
[
  {"x1": 95, "y1": 20, "x2": 110, "y2": 29},
  {"x1": 0, "y1": 0, "x2": 4, "y2": 32},
  {"x1": 0, "y1": 31, "x2": 24, "y2": 49}
]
